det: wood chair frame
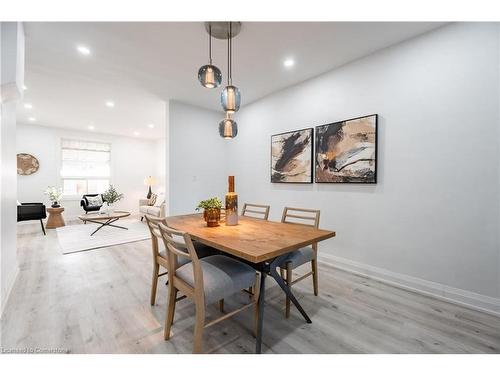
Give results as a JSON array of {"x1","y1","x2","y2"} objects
[
  {"x1": 158, "y1": 223, "x2": 260, "y2": 353},
  {"x1": 241, "y1": 203, "x2": 270, "y2": 220},
  {"x1": 144, "y1": 214, "x2": 170, "y2": 306},
  {"x1": 280, "y1": 207, "x2": 320, "y2": 318}
]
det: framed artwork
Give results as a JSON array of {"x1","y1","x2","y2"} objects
[
  {"x1": 271, "y1": 128, "x2": 313, "y2": 183},
  {"x1": 315, "y1": 114, "x2": 377, "y2": 183}
]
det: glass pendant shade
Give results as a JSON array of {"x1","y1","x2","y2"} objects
[
  {"x1": 221, "y1": 85, "x2": 241, "y2": 113},
  {"x1": 219, "y1": 115, "x2": 238, "y2": 139},
  {"x1": 198, "y1": 64, "x2": 222, "y2": 88}
]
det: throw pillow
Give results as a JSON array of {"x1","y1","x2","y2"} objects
[
  {"x1": 86, "y1": 195, "x2": 103, "y2": 207},
  {"x1": 153, "y1": 193, "x2": 165, "y2": 208},
  {"x1": 148, "y1": 193, "x2": 157, "y2": 206}
]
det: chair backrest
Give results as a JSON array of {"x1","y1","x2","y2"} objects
[
  {"x1": 241, "y1": 203, "x2": 270, "y2": 220},
  {"x1": 158, "y1": 223, "x2": 203, "y2": 298},
  {"x1": 281, "y1": 207, "x2": 320, "y2": 229},
  {"x1": 144, "y1": 214, "x2": 167, "y2": 257}
]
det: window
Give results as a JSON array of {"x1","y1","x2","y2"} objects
[{"x1": 61, "y1": 139, "x2": 111, "y2": 196}]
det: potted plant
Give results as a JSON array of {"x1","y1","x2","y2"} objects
[
  {"x1": 196, "y1": 197, "x2": 223, "y2": 227},
  {"x1": 101, "y1": 185, "x2": 124, "y2": 214},
  {"x1": 44, "y1": 186, "x2": 63, "y2": 208}
]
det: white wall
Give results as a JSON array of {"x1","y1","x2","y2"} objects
[
  {"x1": 16, "y1": 123, "x2": 158, "y2": 219},
  {"x1": 1, "y1": 22, "x2": 24, "y2": 316},
  {"x1": 168, "y1": 101, "x2": 228, "y2": 215},
  {"x1": 169, "y1": 23, "x2": 500, "y2": 314}
]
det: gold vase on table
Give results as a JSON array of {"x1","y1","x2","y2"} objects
[{"x1": 225, "y1": 176, "x2": 238, "y2": 226}]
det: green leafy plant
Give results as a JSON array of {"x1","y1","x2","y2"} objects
[
  {"x1": 196, "y1": 197, "x2": 223, "y2": 211},
  {"x1": 44, "y1": 186, "x2": 63, "y2": 203},
  {"x1": 102, "y1": 185, "x2": 124, "y2": 205}
]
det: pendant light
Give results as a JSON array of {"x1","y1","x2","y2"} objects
[
  {"x1": 218, "y1": 112, "x2": 238, "y2": 139},
  {"x1": 221, "y1": 22, "x2": 241, "y2": 114},
  {"x1": 197, "y1": 24, "x2": 222, "y2": 88}
]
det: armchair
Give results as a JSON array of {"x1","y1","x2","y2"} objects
[
  {"x1": 17, "y1": 202, "x2": 47, "y2": 235},
  {"x1": 80, "y1": 194, "x2": 105, "y2": 214},
  {"x1": 139, "y1": 196, "x2": 166, "y2": 220}
]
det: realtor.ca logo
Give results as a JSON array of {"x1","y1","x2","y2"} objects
[{"x1": 0, "y1": 347, "x2": 69, "y2": 354}]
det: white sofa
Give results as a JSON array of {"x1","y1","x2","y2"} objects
[{"x1": 139, "y1": 197, "x2": 166, "y2": 219}]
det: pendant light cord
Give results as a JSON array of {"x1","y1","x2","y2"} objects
[
  {"x1": 229, "y1": 22, "x2": 232, "y2": 85},
  {"x1": 209, "y1": 24, "x2": 212, "y2": 64}
]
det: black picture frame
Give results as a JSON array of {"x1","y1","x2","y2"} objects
[
  {"x1": 270, "y1": 127, "x2": 314, "y2": 184},
  {"x1": 315, "y1": 114, "x2": 378, "y2": 184}
]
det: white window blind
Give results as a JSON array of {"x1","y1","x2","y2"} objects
[{"x1": 61, "y1": 139, "x2": 111, "y2": 196}]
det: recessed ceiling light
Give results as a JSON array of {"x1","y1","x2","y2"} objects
[
  {"x1": 28, "y1": 117, "x2": 37, "y2": 122},
  {"x1": 148, "y1": 123, "x2": 155, "y2": 129},
  {"x1": 24, "y1": 103, "x2": 33, "y2": 109},
  {"x1": 77, "y1": 45, "x2": 91, "y2": 56},
  {"x1": 133, "y1": 131, "x2": 140, "y2": 136},
  {"x1": 88, "y1": 125, "x2": 95, "y2": 130},
  {"x1": 105, "y1": 101, "x2": 115, "y2": 108},
  {"x1": 22, "y1": 84, "x2": 28, "y2": 91},
  {"x1": 283, "y1": 58, "x2": 295, "y2": 68}
]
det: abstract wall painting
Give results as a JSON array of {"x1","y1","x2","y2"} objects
[
  {"x1": 315, "y1": 114, "x2": 377, "y2": 183},
  {"x1": 271, "y1": 128, "x2": 313, "y2": 183}
]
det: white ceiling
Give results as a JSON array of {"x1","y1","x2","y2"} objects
[{"x1": 19, "y1": 22, "x2": 447, "y2": 139}]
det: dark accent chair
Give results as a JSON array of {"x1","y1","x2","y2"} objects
[
  {"x1": 80, "y1": 195, "x2": 105, "y2": 223},
  {"x1": 17, "y1": 203, "x2": 47, "y2": 235}
]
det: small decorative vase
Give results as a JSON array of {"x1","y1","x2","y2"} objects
[
  {"x1": 204, "y1": 208, "x2": 221, "y2": 227},
  {"x1": 225, "y1": 176, "x2": 238, "y2": 226},
  {"x1": 107, "y1": 203, "x2": 114, "y2": 215},
  {"x1": 51, "y1": 201, "x2": 60, "y2": 208}
]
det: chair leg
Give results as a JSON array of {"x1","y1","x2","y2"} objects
[
  {"x1": 193, "y1": 301, "x2": 205, "y2": 353},
  {"x1": 218, "y1": 299, "x2": 224, "y2": 313},
  {"x1": 164, "y1": 286, "x2": 177, "y2": 340},
  {"x1": 312, "y1": 258, "x2": 319, "y2": 296},
  {"x1": 40, "y1": 219, "x2": 46, "y2": 235},
  {"x1": 150, "y1": 263, "x2": 160, "y2": 305},
  {"x1": 141, "y1": 216, "x2": 144, "y2": 222},
  {"x1": 280, "y1": 268, "x2": 286, "y2": 280},
  {"x1": 253, "y1": 274, "x2": 260, "y2": 337},
  {"x1": 285, "y1": 263, "x2": 292, "y2": 318}
]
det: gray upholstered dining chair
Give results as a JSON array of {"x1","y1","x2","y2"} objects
[
  {"x1": 158, "y1": 222, "x2": 260, "y2": 354},
  {"x1": 279, "y1": 207, "x2": 321, "y2": 318},
  {"x1": 241, "y1": 203, "x2": 270, "y2": 220},
  {"x1": 144, "y1": 214, "x2": 214, "y2": 306}
]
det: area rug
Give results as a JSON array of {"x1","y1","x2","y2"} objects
[{"x1": 56, "y1": 219, "x2": 150, "y2": 254}]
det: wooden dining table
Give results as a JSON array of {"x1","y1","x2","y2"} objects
[{"x1": 166, "y1": 213, "x2": 335, "y2": 353}]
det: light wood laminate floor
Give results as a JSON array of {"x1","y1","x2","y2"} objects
[{"x1": 2, "y1": 222, "x2": 500, "y2": 354}]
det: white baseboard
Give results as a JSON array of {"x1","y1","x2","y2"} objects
[
  {"x1": 0, "y1": 266, "x2": 19, "y2": 319},
  {"x1": 319, "y1": 253, "x2": 500, "y2": 318}
]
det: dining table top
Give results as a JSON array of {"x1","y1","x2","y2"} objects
[{"x1": 166, "y1": 213, "x2": 336, "y2": 263}]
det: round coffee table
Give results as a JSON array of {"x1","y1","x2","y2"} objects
[
  {"x1": 78, "y1": 210, "x2": 131, "y2": 236},
  {"x1": 46, "y1": 207, "x2": 66, "y2": 229}
]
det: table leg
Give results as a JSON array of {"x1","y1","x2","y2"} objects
[
  {"x1": 268, "y1": 255, "x2": 312, "y2": 324},
  {"x1": 255, "y1": 270, "x2": 267, "y2": 354},
  {"x1": 87, "y1": 218, "x2": 128, "y2": 236}
]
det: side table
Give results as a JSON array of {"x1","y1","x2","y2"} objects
[{"x1": 46, "y1": 207, "x2": 66, "y2": 229}]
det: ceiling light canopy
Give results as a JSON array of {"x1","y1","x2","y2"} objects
[
  {"x1": 105, "y1": 101, "x2": 115, "y2": 108},
  {"x1": 28, "y1": 117, "x2": 37, "y2": 122},
  {"x1": 77, "y1": 45, "x2": 91, "y2": 56},
  {"x1": 88, "y1": 125, "x2": 95, "y2": 130},
  {"x1": 148, "y1": 123, "x2": 155, "y2": 129}
]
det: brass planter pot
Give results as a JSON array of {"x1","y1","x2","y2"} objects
[{"x1": 203, "y1": 208, "x2": 221, "y2": 227}]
